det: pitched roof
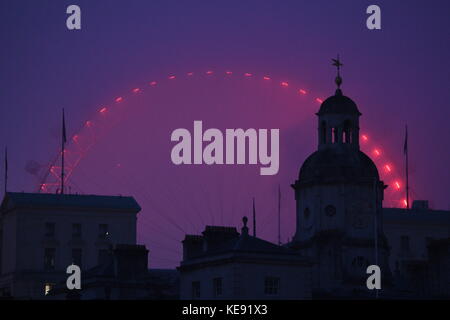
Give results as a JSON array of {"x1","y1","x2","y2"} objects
[
  {"x1": 1, "y1": 192, "x2": 141, "y2": 212},
  {"x1": 230, "y1": 233, "x2": 298, "y2": 255}
]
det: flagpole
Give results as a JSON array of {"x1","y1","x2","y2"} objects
[
  {"x1": 252, "y1": 197, "x2": 256, "y2": 237},
  {"x1": 4, "y1": 146, "x2": 7, "y2": 195},
  {"x1": 61, "y1": 109, "x2": 66, "y2": 194},
  {"x1": 278, "y1": 185, "x2": 281, "y2": 245},
  {"x1": 405, "y1": 125, "x2": 409, "y2": 210},
  {"x1": 373, "y1": 178, "x2": 379, "y2": 299}
]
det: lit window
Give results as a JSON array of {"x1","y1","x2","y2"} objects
[
  {"x1": 264, "y1": 277, "x2": 280, "y2": 295},
  {"x1": 213, "y1": 278, "x2": 223, "y2": 297},
  {"x1": 44, "y1": 283, "x2": 54, "y2": 296}
]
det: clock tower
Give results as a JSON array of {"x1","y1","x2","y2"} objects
[{"x1": 290, "y1": 57, "x2": 391, "y2": 297}]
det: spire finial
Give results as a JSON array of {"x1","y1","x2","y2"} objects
[
  {"x1": 332, "y1": 55, "x2": 343, "y2": 92},
  {"x1": 242, "y1": 216, "x2": 249, "y2": 236}
]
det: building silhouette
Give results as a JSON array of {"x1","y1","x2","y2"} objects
[
  {"x1": 178, "y1": 219, "x2": 312, "y2": 299},
  {"x1": 383, "y1": 202, "x2": 450, "y2": 297},
  {"x1": 178, "y1": 65, "x2": 450, "y2": 299},
  {"x1": 0, "y1": 63, "x2": 449, "y2": 300},
  {"x1": 0, "y1": 192, "x2": 140, "y2": 298},
  {"x1": 48, "y1": 244, "x2": 179, "y2": 300},
  {"x1": 288, "y1": 77, "x2": 392, "y2": 297}
]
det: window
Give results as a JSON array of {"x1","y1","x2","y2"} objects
[
  {"x1": 192, "y1": 281, "x2": 201, "y2": 299},
  {"x1": 401, "y1": 236, "x2": 410, "y2": 252},
  {"x1": 321, "y1": 121, "x2": 327, "y2": 144},
  {"x1": 98, "y1": 249, "x2": 109, "y2": 265},
  {"x1": 325, "y1": 205, "x2": 336, "y2": 217},
  {"x1": 44, "y1": 283, "x2": 55, "y2": 296},
  {"x1": 44, "y1": 248, "x2": 56, "y2": 270},
  {"x1": 352, "y1": 256, "x2": 368, "y2": 268},
  {"x1": 98, "y1": 224, "x2": 109, "y2": 239},
  {"x1": 343, "y1": 120, "x2": 352, "y2": 143},
  {"x1": 72, "y1": 223, "x2": 82, "y2": 238},
  {"x1": 304, "y1": 208, "x2": 310, "y2": 219},
  {"x1": 264, "y1": 277, "x2": 280, "y2": 295},
  {"x1": 45, "y1": 223, "x2": 55, "y2": 237},
  {"x1": 213, "y1": 277, "x2": 223, "y2": 297},
  {"x1": 72, "y1": 249, "x2": 82, "y2": 268}
]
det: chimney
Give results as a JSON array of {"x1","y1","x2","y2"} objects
[
  {"x1": 182, "y1": 235, "x2": 204, "y2": 260},
  {"x1": 202, "y1": 226, "x2": 239, "y2": 252}
]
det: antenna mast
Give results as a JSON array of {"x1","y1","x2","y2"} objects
[
  {"x1": 252, "y1": 197, "x2": 256, "y2": 237},
  {"x1": 278, "y1": 185, "x2": 281, "y2": 245}
]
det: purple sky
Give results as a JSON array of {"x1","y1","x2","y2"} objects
[{"x1": 1, "y1": 0, "x2": 449, "y2": 267}]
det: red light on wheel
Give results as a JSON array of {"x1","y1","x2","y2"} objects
[
  {"x1": 85, "y1": 121, "x2": 92, "y2": 127},
  {"x1": 225, "y1": 71, "x2": 232, "y2": 75},
  {"x1": 316, "y1": 98, "x2": 323, "y2": 103},
  {"x1": 394, "y1": 181, "x2": 401, "y2": 190},
  {"x1": 373, "y1": 149, "x2": 381, "y2": 156},
  {"x1": 244, "y1": 73, "x2": 252, "y2": 77},
  {"x1": 187, "y1": 72, "x2": 194, "y2": 76},
  {"x1": 72, "y1": 135, "x2": 79, "y2": 142},
  {"x1": 263, "y1": 76, "x2": 271, "y2": 80},
  {"x1": 361, "y1": 135, "x2": 368, "y2": 142},
  {"x1": 206, "y1": 70, "x2": 213, "y2": 75},
  {"x1": 149, "y1": 81, "x2": 157, "y2": 86},
  {"x1": 99, "y1": 107, "x2": 107, "y2": 114},
  {"x1": 281, "y1": 82, "x2": 289, "y2": 87},
  {"x1": 403, "y1": 199, "x2": 408, "y2": 208},
  {"x1": 132, "y1": 88, "x2": 140, "y2": 93},
  {"x1": 384, "y1": 164, "x2": 392, "y2": 172},
  {"x1": 115, "y1": 97, "x2": 123, "y2": 103},
  {"x1": 168, "y1": 75, "x2": 176, "y2": 80},
  {"x1": 299, "y1": 89, "x2": 307, "y2": 95}
]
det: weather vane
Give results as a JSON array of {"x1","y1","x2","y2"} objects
[{"x1": 332, "y1": 55, "x2": 343, "y2": 89}]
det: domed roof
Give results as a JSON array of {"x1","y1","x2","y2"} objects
[
  {"x1": 298, "y1": 148, "x2": 379, "y2": 183},
  {"x1": 317, "y1": 89, "x2": 361, "y2": 116}
]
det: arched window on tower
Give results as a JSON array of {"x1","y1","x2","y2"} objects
[
  {"x1": 321, "y1": 121, "x2": 327, "y2": 144},
  {"x1": 343, "y1": 120, "x2": 352, "y2": 144}
]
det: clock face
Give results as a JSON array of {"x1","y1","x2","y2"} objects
[
  {"x1": 352, "y1": 214, "x2": 370, "y2": 229},
  {"x1": 349, "y1": 201, "x2": 371, "y2": 229},
  {"x1": 325, "y1": 205, "x2": 336, "y2": 217}
]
